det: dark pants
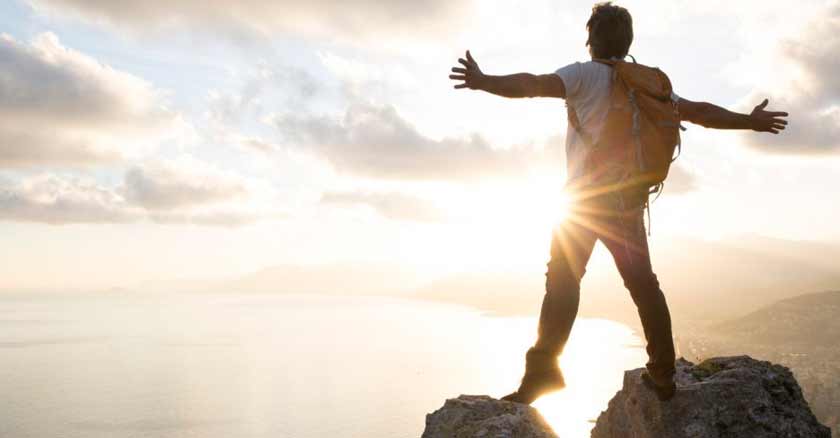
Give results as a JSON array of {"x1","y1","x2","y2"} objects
[{"x1": 530, "y1": 194, "x2": 676, "y2": 383}]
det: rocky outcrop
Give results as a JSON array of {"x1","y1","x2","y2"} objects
[
  {"x1": 422, "y1": 395, "x2": 557, "y2": 438},
  {"x1": 423, "y1": 356, "x2": 830, "y2": 438},
  {"x1": 592, "y1": 356, "x2": 832, "y2": 438}
]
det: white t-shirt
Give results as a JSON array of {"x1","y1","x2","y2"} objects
[
  {"x1": 554, "y1": 61, "x2": 680, "y2": 185},
  {"x1": 554, "y1": 61, "x2": 613, "y2": 184}
]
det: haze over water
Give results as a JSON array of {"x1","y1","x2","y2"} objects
[{"x1": 0, "y1": 293, "x2": 645, "y2": 438}]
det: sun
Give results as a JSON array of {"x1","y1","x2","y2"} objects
[
  {"x1": 472, "y1": 171, "x2": 572, "y2": 263},
  {"x1": 503, "y1": 172, "x2": 571, "y2": 231},
  {"x1": 407, "y1": 170, "x2": 572, "y2": 273}
]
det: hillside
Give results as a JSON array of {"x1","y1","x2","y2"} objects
[
  {"x1": 679, "y1": 291, "x2": 840, "y2": 437},
  {"x1": 714, "y1": 290, "x2": 840, "y2": 346},
  {"x1": 412, "y1": 236, "x2": 840, "y2": 325}
]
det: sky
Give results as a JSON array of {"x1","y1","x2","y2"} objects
[{"x1": 1, "y1": 0, "x2": 839, "y2": 291}]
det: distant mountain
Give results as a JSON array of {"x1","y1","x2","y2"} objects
[
  {"x1": 413, "y1": 236, "x2": 840, "y2": 324},
  {"x1": 649, "y1": 237, "x2": 840, "y2": 319},
  {"x1": 165, "y1": 234, "x2": 840, "y2": 328},
  {"x1": 733, "y1": 234, "x2": 840, "y2": 273},
  {"x1": 713, "y1": 290, "x2": 840, "y2": 347}
]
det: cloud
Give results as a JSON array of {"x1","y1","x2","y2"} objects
[
  {"x1": 0, "y1": 32, "x2": 185, "y2": 168},
  {"x1": 206, "y1": 63, "x2": 317, "y2": 126},
  {"x1": 27, "y1": 0, "x2": 467, "y2": 44},
  {"x1": 781, "y1": 3, "x2": 840, "y2": 105},
  {"x1": 269, "y1": 102, "x2": 542, "y2": 181},
  {"x1": 147, "y1": 210, "x2": 268, "y2": 227},
  {"x1": 320, "y1": 191, "x2": 444, "y2": 223},
  {"x1": 122, "y1": 157, "x2": 249, "y2": 210},
  {"x1": 0, "y1": 174, "x2": 137, "y2": 224},
  {"x1": 236, "y1": 136, "x2": 279, "y2": 154},
  {"x1": 740, "y1": 4, "x2": 840, "y2": 153},
  {"x1": 740, "y1": 94, "x2": 840, "y2": 153},
  {"x1": 203, "y1": 63, "x2": 314, "y2": 155},
  {"x1": 0, "y1": 157, "x2": 267, "y2": 226}
]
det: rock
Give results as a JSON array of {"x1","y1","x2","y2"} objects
[
  {"x1": 422, "y1": 395, "x2": 558, "y2": 438},
  {"x1": 591, "y1": 356, "x2": 832, "y2": 438}
]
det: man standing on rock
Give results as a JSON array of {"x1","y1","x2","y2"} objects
[{"x1": 448, "y1": 2, "x2": 788, "y2": 404}]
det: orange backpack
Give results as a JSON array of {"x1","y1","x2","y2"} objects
[{"x1": 568, "y1": 58, "x2": 682, "y2": 200}]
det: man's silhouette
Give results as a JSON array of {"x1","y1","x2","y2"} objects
[{"x1": 449, "y1": 2, "x2": 788, "y2": 404}]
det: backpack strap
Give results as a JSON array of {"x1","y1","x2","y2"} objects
[{"x1": 567, "y1": 105, "x2": 597, "y2": 148}]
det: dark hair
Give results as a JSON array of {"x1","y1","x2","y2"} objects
[{"x1": 586, "y1": 2, "x2": 634, "y2": 59}]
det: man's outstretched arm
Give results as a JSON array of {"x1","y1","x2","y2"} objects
[
  {"x1": 679, "y1": 98, "x2": 789, "y2": 134},
  {"x1": 449, "y1": 50, "x2": 566, "y2": 98}
]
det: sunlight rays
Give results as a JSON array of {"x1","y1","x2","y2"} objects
[{"x1": 531, "y1": 318, "x2": 647, "y2": 437}]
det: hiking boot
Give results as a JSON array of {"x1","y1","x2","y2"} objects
[
  {"x1": 501, "y1": 348, "x2": 565, "y2": 405},
  {"x1": 501, "y1": 367, "x2": 566, "y2": 404},
  {"x1": 640, "y1": 370, "x2": 676, "y2": 401}
]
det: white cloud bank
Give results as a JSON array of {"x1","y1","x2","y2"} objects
[
  {"x1": 27, "y1": 0, "x2": 468, "y2": 44},
  {"x1": 0, "y1": 157, "x2": 270, "y2": 226},
  {"x1": 0, "y1": 174, "x2": 136, "y2": 224},
  {"x1": 270, "y1": 102, "x2": 546, "y2": 181},
  {"x1": 123, "y1": 157, "x2": 249, "y2": 211},
  {"x1": 741, "y1": 3, "x2": 840, "y2": 153},
  {"x1": 0, "y1": 32, "x2": 186, "y2": 168}
]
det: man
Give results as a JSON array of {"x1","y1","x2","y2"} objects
[{"x1": 448, "y1": 2, "x2": 788, "y2": 404}]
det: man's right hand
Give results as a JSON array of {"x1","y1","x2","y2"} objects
[
  {"x1": 447, "y1": 52, "x2": 565, "y2": 99},
  {"x1": 749, "y1": 99, "x2": 789, "y2": 134},
  {"x1": 449, "y1": 50, "x2": 485, "y2": 90}
]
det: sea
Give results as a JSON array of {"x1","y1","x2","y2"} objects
[{"x1": 0, "y1": 293, "x2": 646, "y2": 438}]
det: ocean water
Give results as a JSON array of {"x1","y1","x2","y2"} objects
[{"x1": 0, "y1": 293, "x2": 645, "y2": 438}]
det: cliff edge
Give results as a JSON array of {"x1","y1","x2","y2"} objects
[
  {"x1": 422, "y1": 356, "x2": 831, "y2": 438},
  {"x1": 422, "y1": 395, "x2": 557, "y2": 438},
  {"x1": 591, "y1": 356, "x2": 831, "y2": 438}
]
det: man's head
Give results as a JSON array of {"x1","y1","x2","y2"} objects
[{"x1": 586, "y1": 2, "x2": 633, "y2": 60}]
